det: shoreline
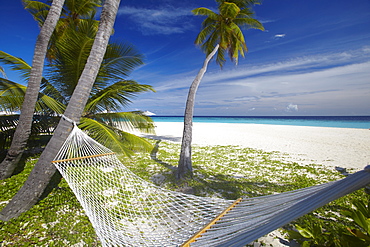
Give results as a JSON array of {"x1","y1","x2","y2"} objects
[{"x1": 139, "y1": 122, "x2": 370, "y2": 170}]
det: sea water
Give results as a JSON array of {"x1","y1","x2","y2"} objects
[{"x1": 151, "y1": 116, "x2": 370, "y2": 129}]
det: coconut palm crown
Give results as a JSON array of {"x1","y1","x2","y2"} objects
[{"x1": 192, "y1": 1, "x2": 264, "y2": 66}]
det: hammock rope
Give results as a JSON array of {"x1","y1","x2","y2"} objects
[{"x1": 52, "y1": 125, "x2": 370, "y2": 247}]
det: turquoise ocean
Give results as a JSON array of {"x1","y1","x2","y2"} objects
[{"x1": 151, "y1": 116, "x2": 370, "y2": 129}]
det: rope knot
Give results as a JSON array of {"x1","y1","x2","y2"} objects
[{"x1": 61, "y1": 114, "x2": 77, "y2": 126}]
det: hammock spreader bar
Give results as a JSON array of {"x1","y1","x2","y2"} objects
[
  {"x1": 181, "y1": 198, "x2": 242, "y2": 247},
  {"x1": 51, "y1": 152, "x2": 116, "y2": 163}
]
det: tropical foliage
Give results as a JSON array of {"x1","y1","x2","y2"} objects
[
  {"x1": 23, "y1": 0, "x2": 102, "y2": 61},
  {"x1": 192, "y1": 1, "x2": 264, "y2": 66},
  {"x1": 287, "y1": 197, "x2": 370, "y2": 246},
  {"x1": 0, "y1": 1, "x2": 155, "y2": 156}
]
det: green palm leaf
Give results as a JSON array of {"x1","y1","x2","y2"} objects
[
  {"x1": 96, "y1": 42, "x2": 144, "y2": 90},
  {"x1": 0, "y1": 78, "x2": 27, "y2": 111},
  {"x1": 93, "y1": 111, "x2": 155, "y2": 134},
  {"x1": 41, "y1": 78, "x2": 66, "y2": 105},
  {"x1": 195, "y1": 24, "x2": 217, "y2": 46},
  {"x1": 0, "y1": 78, "x2": 65, "y2": 114},
  {"x1": 48, "y1": 23, "x2": 95, "y2": 98},
  {"x1": 192, "y1": 7, "x2": 218, "y2": 19},
  {"x1": 216, "y1": 0, "x2": 262, "y2": 8},
  {"x1": 0, "y1": 51, "x2": 31, "y2": 81},
  {"x1": 22, "y1": 0, "x2": 51, "y2": 27},
  {"x1": 0, "y1": 66, "x2": 7, "y2": 79},
  {"x1": 79, "y1": 117, "x2": 153, "y2": 157},
  {"x1": 85, "y1": 80, "x2": 154, "y2": 114},
  {"x1": 219, "y1": 2, "x2": 240, "y2": 18},
  {"x1": 63, "y1": 0, "x2": 102, "y2": 19}
]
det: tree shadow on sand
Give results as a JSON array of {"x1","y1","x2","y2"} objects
[{"x1": 150, "y1": 140, "x2": 177, "y2": 171}]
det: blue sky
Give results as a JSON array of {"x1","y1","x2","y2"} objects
[{"x1": 1, "y1": 0, "x2": 370, "y2": 116}]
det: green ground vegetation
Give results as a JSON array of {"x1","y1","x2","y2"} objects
[{"x1": 1, "y1": 140, "x2": 368, "y2": 246}]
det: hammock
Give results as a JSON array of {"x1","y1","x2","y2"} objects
[{"x1": 52, "y1": 125, "x2": 370, "y2": 247}]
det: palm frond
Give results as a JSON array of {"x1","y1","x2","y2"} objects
[
  {"x1": 0, "y1": 114, "x2": 58, "y2": 150},
  {"x1": 238, "y1": 7, "x2": 255, "y2": 17},
  {"x1": 79, "y1": 117, "x2": 153, "y2": 157},
  {"x1": 0, "y1": 114, "x2": 18, "y2": 132},
  {"x1": 216, "y1": 0, "x2": 261, "y2": 8},
  {"x1": 0, "y1": 66, "x2": 7, "y2": 79},
  {"x1": 0, "y1": 78, "x2": 27, "y2": 111},
  {"x1": 97, "y1": 42, "x2": 144, "y2": 86},
  {"x1": 219, "y1": 2, "x2": 240, "y2": 19},
  {"x1": 22, "y1": 0, "x2": 51, "y2": 27},
  {"x1": 195, "y1": 24, "x2": 217, "y2": 45},
  {"x1": 64, "y1": 0, "x2": 102, "y2": 20},
  {"x1": 40, "y1": 78, "x2": 67, "y2": 105},
  {"x1": 86, "y1": 80, "x2": 154, "y2": 114},
  {"x1": 201, "y1": 30, "x2": 220, "y2": 55},
  {"x1": 94, "y1": 111, "x2": 155, "y2": 134},
  {"x1": 233, "y1": 17, "x2": 264, "y2": 30},
  {"x1": 192, "y1": 7, "x2": 218, "y2": 19},
  {"x1": 47, "y1": 24, "x2": 95, "y2": 99},
  {"x1": 0, "y1": 51, "x2": 31, "y2": 81},
  {"x1": 0, "y1": 114, "x2": 18, "y2": 150},
  {"x1": 36, "y1": 94, "x2": 66, "y2": 114},
  {"x1": 216, "y1": 47, "x2": 227, "y2": 67},
  {"x1": 0, "y1": 78, "x2": 65, "y2": 114}
]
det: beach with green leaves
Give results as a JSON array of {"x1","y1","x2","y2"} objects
[{"x1": 1, "y1": 122, "x2": 369, "y2": 246}]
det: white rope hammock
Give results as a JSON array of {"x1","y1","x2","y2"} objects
[{"x1": 52, "y1": 125, "x2": 370, "y2": 247}]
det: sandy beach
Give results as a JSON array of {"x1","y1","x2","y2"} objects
[{"x1": 141, "y1": 122, "x2": 370, "y2": 171}]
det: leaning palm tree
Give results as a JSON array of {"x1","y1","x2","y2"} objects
[
  {"x1": 0, "y1": 0, "x2": 102, "y2": 180},
  {"x1": 45, "y1": 17, "x2": 155, "y2": 155},
  {"x1": 0, "y1": 23, "x2": 155, "y2": 157},
  {"x1": 0, "y1": 0, "x2": 65, "y2": 180},
  {"x1": 0, "y1": 0, "x2": 122, "y2": 221},
  {"x1": 177, "y1": 1, "x2": 264, "y2": 179},
  {"x1": 0, "y1": 0, "x2": 146, "y2": 180}
]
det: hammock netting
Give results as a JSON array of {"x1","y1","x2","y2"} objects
[{"x1": 52, "y1": 125, "x2": 370, "y2": 247}]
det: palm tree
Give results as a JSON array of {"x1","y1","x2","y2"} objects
[
  {"x1": 44, "y1": 16, "x2": 155, "y2": 155},
  {"x1": 177, "y1": 1, "x2": 264, "y2": 179},
  {"x1": 0, "y1": 0, "x2": 126, "y2": 180},
  {"x1": 0, "y1": 25, "x2": 155, "y2": 157},
  {"x1": 23, "y1": 0, "x2": 102, "y2": 61},
  {"x1": 0, "y1": 0, "x2": 65, "y2": 180},
  {"x1": 0, "y1": 0, "x2": 122, "y2": 221}
]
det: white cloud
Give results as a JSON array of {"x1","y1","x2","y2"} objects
[
  {"x1": 118, "y1": 6, "x2": 194, "y2": 35},
  {"x1": 129, "y1": 48, "x2": 370, "y2": 115},
  {"x1": 285, "y1": 103, "x2": 298, "y2": 112},
  {"x1": 274, "y1": 34, "x2": 286, "y2": 39}
]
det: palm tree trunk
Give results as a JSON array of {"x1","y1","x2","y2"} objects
[
  {"x1": 0, "y1": 0, "x2": 121, "y2": 221},
  {"x1": 177, "y1": 44, "x2": 219, "y2": 180},
  {"x1": 0, "y1": 0, "x2": 65, "y2": 180}
]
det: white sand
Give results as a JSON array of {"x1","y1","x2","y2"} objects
[
  {"x1": 139, "y1": 122, "x2": 370, "y2": 246},
  {"x1": 143, "y1": 122, "x2": 370, "y2": 170},
  {"x1": 135, "y1": 122, "x2": 370, "y2": 246}
]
